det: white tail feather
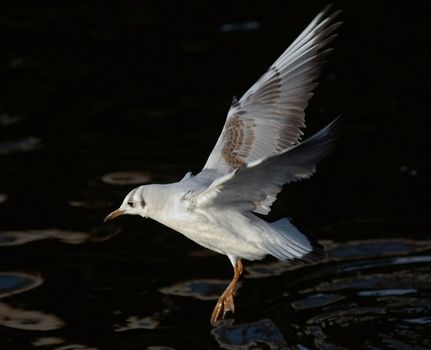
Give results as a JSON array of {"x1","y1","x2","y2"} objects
[{"x1": 262, "y1": 218, "x2": 325, "y2": 263}]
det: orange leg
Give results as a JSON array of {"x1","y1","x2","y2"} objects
[{"x1": 210, "y1": 259, "x2": 243, "y2": 325}]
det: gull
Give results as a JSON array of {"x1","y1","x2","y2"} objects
[{"x1": 105, "y1": 6, "x2": 342, "y2": 325}]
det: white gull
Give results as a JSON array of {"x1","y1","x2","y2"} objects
[{"x1": 105, "y1": 6, "x2": 343, "y2": 325}]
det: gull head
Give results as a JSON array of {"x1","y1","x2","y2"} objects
[{"x1": 104, "y1": 185, "x2": 149, "y2": 222}]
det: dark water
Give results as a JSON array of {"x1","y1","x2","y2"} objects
[{"x1": 1, "y1": 2, "x2": 430, "y2": 349}]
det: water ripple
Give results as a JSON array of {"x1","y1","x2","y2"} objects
[
  {"x1": 0, "y1": 226, "x2": 121, "y2": 246},
  {"x1": 0, "y1": 271, "x2": 65, "y2": 332},
  {"x1": 212, "y1": 319, "x2": 287, "y2": 350},
  {"x1": 101, "y1": 171, "x2": 152, "y2": 185},
  {"x1": 114, "y1": 315, "x2": 160, "y2": 332},
  {"x1": 160, "y1": 279, "x2": 230, "y2": 300},
  {"x1": 0, "y1": 137, "x2": 42, "y2": 155},
  {"x1": 0, "y1": 272, "x2": 43, "y2": 298}
]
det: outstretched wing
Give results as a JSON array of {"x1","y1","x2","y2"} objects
[
  {"x1": 203, "y1": 6, "x2": 341, "y2": 173},
  {"x1": 194, "y1": 117, "x2": 342, "y2": 215}
]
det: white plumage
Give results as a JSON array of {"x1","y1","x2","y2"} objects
[{"x1": 105, "y1": 6, "x2": 343, "y2": 325}]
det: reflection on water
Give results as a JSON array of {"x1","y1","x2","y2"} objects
[
  {"x1": 69, "y1": 199, "x2": 111, "y2": 210},
  {"x1": 285, "y1": 240, "x2": 431, "y2": 349},
  {"x1": 0, "y1": 193, "x2": 7, "y2": 204},
  {"x1": 0, "y1": 229, "x2": 89, "y2": 246},
  {"x1": 291, "y1": 293, "x2": 345, "y2": 310},
  {"x1": 326, "y1": 239, "x2": 431, "y2": 259},
  {"x1": 0, "y1": 112, "x2": 24, "y2": 126},
  {"x1": 0, "y1": 136, "x2": 42, "y2": 155},
  {"x1": 358, "y1": 288, "x2": 417, "y2": 297},
  {"x1": 0, "y1": 302, "x2": 64, "y2": 331},
  {"x1": 0, "y1": 271, "x2": 64, "y2": 331},
  {"x1": 340, "y1": 255, "x2": 431, "y2": 272},
  {"x1": 52, "y1": 345, "x2": 97, "y2": 350},
  {"x1": 32, "y1": 337, "x2": 65, "y2": 347},
  {"x1": 160, "y1": 279, "x2": 230, "y2": 300},
  {"x1": 313, "y1": 269, "x2": 431, "y2": 292},
  {"x1": 399, "y1": 165, "x2": 418, "y2": 177},
  {"x1": 114, "y1": 315, "x2": 160, "y2": 332},
  {"x1": 404, "y1": 316, "x2": 431, "y2": 324},
  {"x1": 219, "y1": 21, "x2": 261, "y2": 33},
  {"x1": 0, "y1": 272, "x2": 43, "y2": 298},
  {"x1": 0, "y1": 226, "x2": 121, "y2": 246},
  {"x1": 212, "y1": 319, "x2": 287, "y2": 350},
  {"x1": 155, "y1": 239, "x2": 431, "y2": 348},
  {"x1": 0, "y1": 237, "x2": 429, "y2": 347},
  {"x1": 32, "y1": 338, "x2": 97, "y2": 350},
  {"x1": 246, "y1": 238, "x2": 431, "y2": 278},
  {"x1": 101, "y1": 171, "x2": 152, "y2": 185}
]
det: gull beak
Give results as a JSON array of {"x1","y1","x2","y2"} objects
[{"x1": 104, "y1": 209, "x2": 125, "y2": 222}]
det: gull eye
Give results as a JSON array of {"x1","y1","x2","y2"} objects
[{"x1": 127, "y1": 201, "x2": 134, "y2": 208}]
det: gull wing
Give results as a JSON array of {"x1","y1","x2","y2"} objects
[
  {"x1": 194, "y1": 117, "x2": 342, "y2": 214},
  {"x1": 203, "y1": 6, "x2": 341, "y2": 173}
]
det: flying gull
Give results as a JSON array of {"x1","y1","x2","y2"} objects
[{"x1": 105, "y1": 6, "x2": 343, "y2": 325}]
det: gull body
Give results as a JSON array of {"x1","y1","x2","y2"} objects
[
  {"x1": 115, "y1": 175, "x2": 322, "y2": 263},
  {"x1": 118, "y1": 182, "x2": 273, "y2": 262},
  {"x1": 105, "y1": 6, "x2": 343, "y2": 324}
]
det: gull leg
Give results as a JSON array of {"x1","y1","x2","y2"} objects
[{"x1": 210, "y1": 258, "x2": 243, "y2": 325}]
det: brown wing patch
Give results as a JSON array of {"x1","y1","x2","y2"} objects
[{"x1": 222, "y1": 115, "x2": 256, "y2": 168}]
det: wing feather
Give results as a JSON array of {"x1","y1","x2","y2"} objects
[
  {"x1": 194, "y1": 117, "x2": 343, "y2": 214},
  {"x1": 203, "y1": 7, "x2": 341, "y2": 173}
]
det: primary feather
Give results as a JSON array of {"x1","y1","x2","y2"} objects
[{"x1": 203, "y1": 5, "x2": 341, "y2": 174}]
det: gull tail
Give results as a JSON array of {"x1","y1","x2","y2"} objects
[{"x1": 263, "y1": 218, "x2": 326, "y2": 263}]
